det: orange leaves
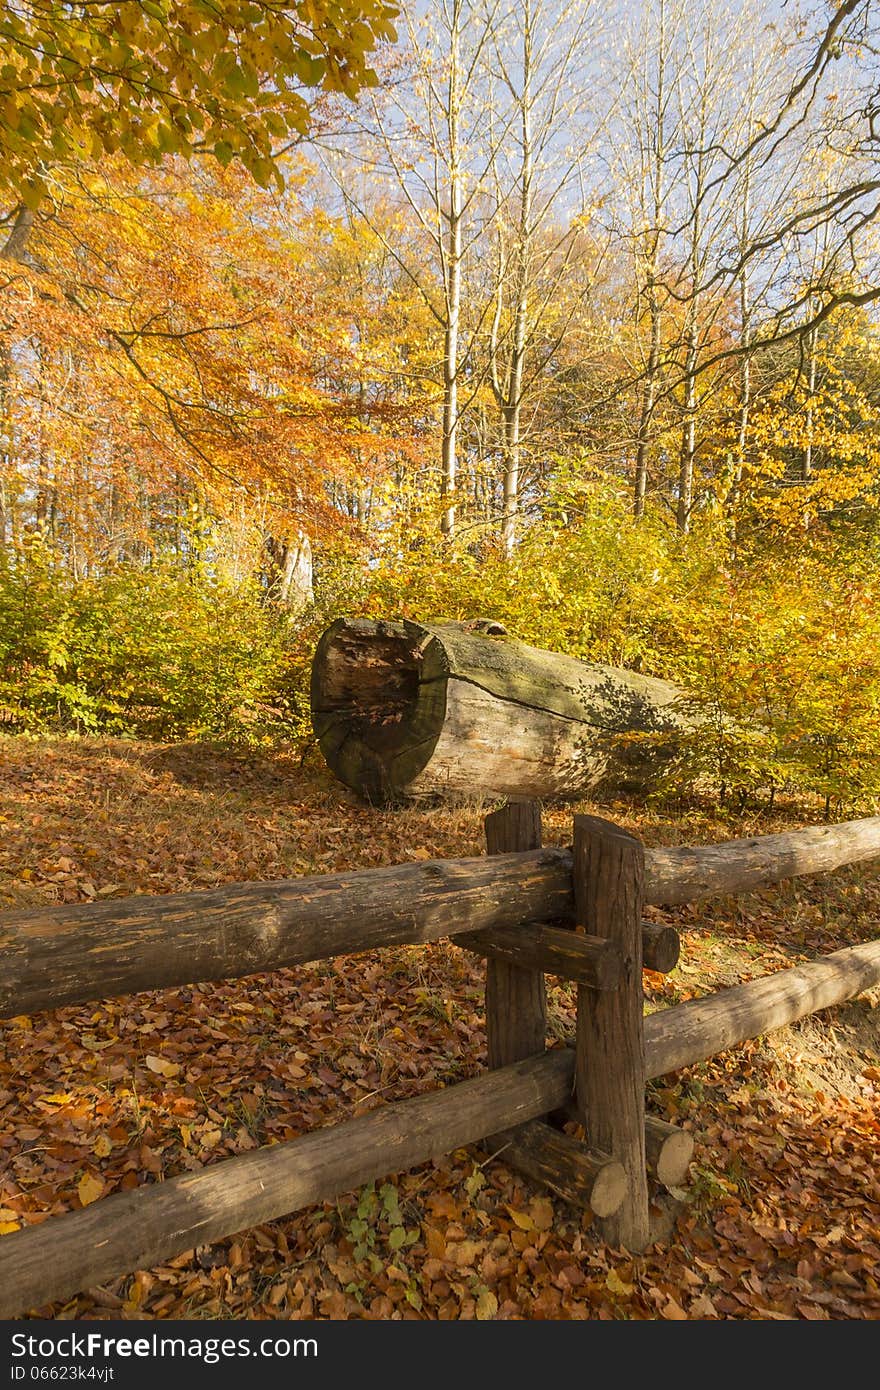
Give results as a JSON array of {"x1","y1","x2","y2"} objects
[{"x1": 2, "y1": 156, "x2": 424, "y2": 577}]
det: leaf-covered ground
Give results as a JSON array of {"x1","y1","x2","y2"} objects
[{"x1": 1, "y1": 736, "x2": 879, "y2": 1321}]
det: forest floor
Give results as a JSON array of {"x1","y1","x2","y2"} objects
[{"x1": 1, "y1": 735, "x2": 879, "y2": 1321}]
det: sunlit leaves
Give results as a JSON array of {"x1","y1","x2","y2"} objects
[{"x1": 0, "y1": 0, "x2": 400, "y2": 197}]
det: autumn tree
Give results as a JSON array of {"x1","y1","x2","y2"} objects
[{"x1": 0, "y1": 0, "x2": 398, "y2": 210}]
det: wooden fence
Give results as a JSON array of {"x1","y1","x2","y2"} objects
[{"x1": 1, "y1": 807, "x2": 879, "y2": 1318}]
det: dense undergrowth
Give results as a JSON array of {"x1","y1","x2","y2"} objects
[{"x1": 4, "y1": 481, "x2": 880, "y2": 813}]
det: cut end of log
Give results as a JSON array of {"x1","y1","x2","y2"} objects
[
  {"x1": 645, "y1": 1116, "x2": 695, "y2": 1187},
  {"x1": 487, "y1": 1121, "x2": 628, "y2": 1218},
  {"x1": 642, "y1": 923, "x2": 681, "y2": 974},
  {"x1": 589, "y1": 1157, "x2": 630, "y2": 1219},
  {"x1": 310, "y1": 618, "x2": 448, "y2": 802}
]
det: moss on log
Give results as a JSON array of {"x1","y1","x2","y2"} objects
[{"x1": 310, "y1": 617, "x2": 687, "y2": 802}]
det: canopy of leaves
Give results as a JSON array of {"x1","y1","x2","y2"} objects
[{"x1": 0, "y1": 0, "x2": 399, "y2": 200}]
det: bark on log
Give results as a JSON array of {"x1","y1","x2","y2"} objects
[
  {"x1": 0, "y1": 1051, "x2": 575, "y2": 1319},
  {"x1": 642, "y1": 923, "x2": 681, "y2": 973},
  {"x1": 4, "y1": 815, "x2": 880, "y2": 1018},
  {"x1": 310, "y1": 617, "x2": 687, "y2": 802},
  {"x1": 643, "y1": 938, "x2": 880, "y2": 1078},
  {"x1": 645, "y1": 817, "x2": 880, "y2": 905},
  {"x1": 573, "y1": 814, "x2": 650, "y2": 1250},
  {"x1": 483, "y1": 803, "x2": 547, "y2": 1067},
  {"x1": 458, "y1": 923, "x2": 623, "y2": 990},
  {"x1": 0, "y1": 848, "x2": 572, "y2": 1019},
  {"x1": 487, "y1": 1122, "x2": 627, "y2": 1216}
]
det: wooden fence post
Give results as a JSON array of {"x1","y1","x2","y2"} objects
[
  {"x1": 484, "y1": 801, "x2": 547, "y2": 1067},
  {"x1": 573, "y1": 814, "x2": 650, "y2": 1251}
]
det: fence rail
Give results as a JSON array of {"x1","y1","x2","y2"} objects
[
  {"x1": 3, "y1": 815, "x2": 879, "y2": 1020},
  {"x1": 1, "y1": 807, "x2": 879, "y2": 1316}
]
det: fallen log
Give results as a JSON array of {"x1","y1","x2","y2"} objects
[
  {"x1": 310, "y1": 617, "x2": 687, "y2": 802},
  {"x1": 4, "y1": 817, "x2": 880, "y2": 1018},
  {"x1": 2, "y1": 939, "x2": 878, "y2": 1315}
]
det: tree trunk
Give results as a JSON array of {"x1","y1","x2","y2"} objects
[
  {"x1": 263, "y1": 531, "x2": 313, "y2": 611},
  {"x1": 802, "y1": 324, "x2": 818, "y2": 483},
  {"x1": 440, "y1": 0, "x2": 464, "y2": 540},
  {"x1": 1, "y1": 203, "x2": 35, "y2": 264},
  {"x1": 310, "y1": 617, "x2": 688, "y2": 803},
  {"x1": 676, "y1": 319, "x2": 698, "y2": 534}
]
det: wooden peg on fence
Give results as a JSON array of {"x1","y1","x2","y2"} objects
[
  {"x1": 459, "y1": 922, "x2": 622, "y2": 991},
  {"x1": 484, "y1": 802, "x2": 547, "y2": 1068},
  {"x1": 644, "y1": 1116, "x2": 694, "y2": 1188},
  {"x1": 641, "y1": 923, "x2": 681, "y2": 974},
  {"x1": 573, "y1": 814, "x2": 651, "y2": 1251},
  {"x1": 489, "y1": 1121, "x2": 627, "y2": 1218}
]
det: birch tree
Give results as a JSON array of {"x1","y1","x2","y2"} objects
[
  {"x1": 480, "y1": 0, "x2": 605, "y2": 554},
  {"x1": 322, "y1": 0, "x2": 505, "y2": 538}
]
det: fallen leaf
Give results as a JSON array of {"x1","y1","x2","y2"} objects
[
  {"x1": 529, "y1": 1196, "x2": 554, "y2": 1231},
  {"x1": 77, "y1": 1173, "x2": 104, "y2": 1207},
  {"x1": 606, "y1": 1268, "x2": 634, "y2": 1297},
  {"x1": 476, "y1": 1289, "x2": 498, "y2": 1320},
  {"x1": 424, "y1": 1225, "x2": 446, "y2": 1259},
  {"x1": 506, "y1": 1206, "x2": 535, "y2": 1232},
  {"x1": 145, "y1": 1055, "x2": 181, "y2": 1079},
  {"x1": 661, "y1": 1296, "x2": 688, "y2": 1320}
]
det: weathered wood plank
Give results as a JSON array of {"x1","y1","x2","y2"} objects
[
  {"x1": 484, "y1": 803, "x2": 547, "y2": 1068},
  {"x1": 573, "y1": 814, "x2": 650, "y2": 1251}
]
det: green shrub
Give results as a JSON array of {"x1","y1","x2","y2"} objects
[{"x1": 0, "y1": 544, "x2": 302, "y2": 743}]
